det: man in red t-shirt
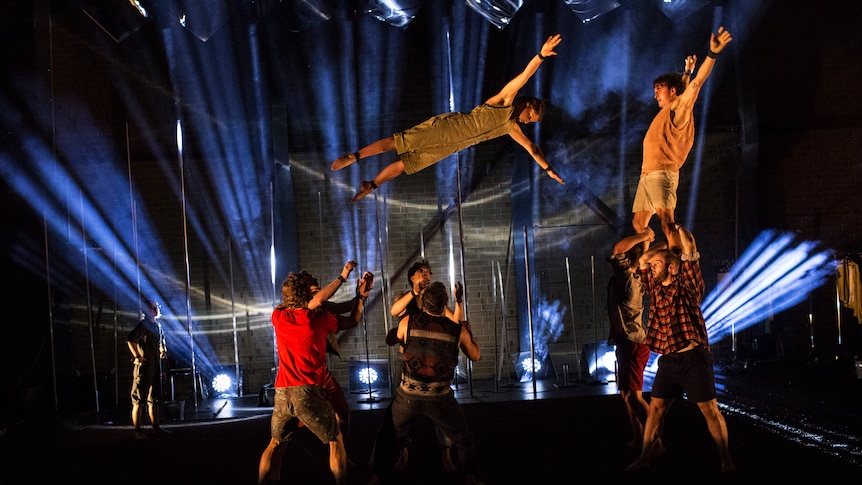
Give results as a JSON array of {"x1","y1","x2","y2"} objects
[{"x1": 257, "y1": 261, "x2": 372, "y2": 485}]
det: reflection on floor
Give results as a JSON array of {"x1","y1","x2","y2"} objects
[
  {"x1": 99, "y1": 360, "x2": 862, "y2": 472},
  {"x1": 4, "y1": 358, "x2": 862, "y2": 484}
]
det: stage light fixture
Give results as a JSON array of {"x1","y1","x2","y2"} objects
[
  {"x1": 582, "y1": 341, "x2": 616, "y2": 382},
  {"x1": 512, "y1": 351, "x2": 555, "y2": 382},
  {"x1": 349, "y1": 359, "x2": 391, "y2": 393},
  {"x1": 465, "y1": 0, "x2": 524, "y2": 30},
  {"x1": 209, "y1": 365, "x2": 243, "y2": 398},
  {"x1": 364, "y1": 0, "x2": 426, "y2": 28},
  {"x1": 563, "y1": 0, "x2": 621, "y2": 24},
  {"x1": 83, "y1": 0, "x2": 153, "y2": 43},
  {"x1": 652, "y1": 0, "x2": 710, "y2": 24},
  {"x1": 212, "y1": 373, "x2": 233, "y2": 393}
]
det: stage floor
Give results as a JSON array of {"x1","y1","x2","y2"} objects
[{"x1": 2, "y1": 358, "x2": 861, "y2": 484}]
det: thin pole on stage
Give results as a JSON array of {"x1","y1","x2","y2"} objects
[
  {"x1": 557, "y1": 256, "x2": 584, "y2": 387},
  {"x1": 523, "y1": 226, "x2": 537, "y2": 398},
  {"x1": 589, "y1": 255, "x2": 607, "y2": 386}
]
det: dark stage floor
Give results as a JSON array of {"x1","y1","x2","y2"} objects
[{"x1": 2, "y1": 357, "x2": 861, "y2": 484}]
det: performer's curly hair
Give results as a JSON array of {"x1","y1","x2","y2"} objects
[
  {"x1": 653, "y1": 72, "x2": 685, "y2": 95},
  {"x1": 276, "y1": 271, "x2": 319, "y2": 309},
  {"x1": 421, "y1": 281, "x2": 449, "y2": 316}
]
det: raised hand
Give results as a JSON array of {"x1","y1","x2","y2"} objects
[
  {"x1": 540, "y1": 34, "x2": 562, "y2": 59},
  {"x1": 685, "y1": 55, "x2": 697, "y2": 72},
  {"x1": 454, "y1": 282, "x2": 464, "y2": 304},
  {"x1": 710, "y1": 27, "x2": 733, "y2": 54}
]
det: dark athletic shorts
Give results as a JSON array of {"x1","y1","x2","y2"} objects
[{"x1": 650, "y1": 345, "x2": 717, "y2": 402}]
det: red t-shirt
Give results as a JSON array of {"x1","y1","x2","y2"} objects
[{"x1": 272, "y1": 308, "x2": 338, "y2": 387}]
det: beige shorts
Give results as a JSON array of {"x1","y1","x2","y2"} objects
[{"x1": 632, "y1": 170, "x2": 679, "y2": 214}]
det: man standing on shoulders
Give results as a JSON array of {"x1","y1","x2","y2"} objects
[{"x1": 632, "y1": 27, "x2": 732, "y2": 248}]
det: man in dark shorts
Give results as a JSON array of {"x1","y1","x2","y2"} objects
[
  {"x1": 626, "y1": 225, "x2": 735, "y2": 474},
  {"x1": 127, "y1": 299, "x2": 168, "y2": 439},
  {"x1": 607, "y1": 228, "x2": 655, "y2": 449},
  {"x1": 257, "y1": 261, "x2": 372, "y2": 485}
]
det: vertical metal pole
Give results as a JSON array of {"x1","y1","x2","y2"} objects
[
  {"x1": 270, "y1": 181, "x2": 277, "y2": 373},
  {"x1": 357, "y1": 198, "x2": 384, "y2": 404},
  {"x1": 836, "y1": 259, "x2": 845, "y2": 352},
  {"x1": 496, "y1": 261, "x2": 510, "y2": 387},
  {"x1": 177, "y1": 120, "x2": 198, "y2": 408},
  {"x1": 523, "y1": 227, "x2": 537, "y2": 398},
  {"x1": 113, "y1": 245, "x2": 119, "y2": 406},
  {"x1": 45, "y1": 0, "x2": 59, "y2": 416},
  {"x1": 377, "y1": 194, "x2": 394, "y2": 394},
  {"x1": 443, "y1": 22, "x2": 472, "y2": 393},
  {"x1": 589, "y1": 255, "x2": 606, "y2": 385},
  {"x1": 565, "y1": 257, "x2": 584, "y2": 382},
  {"x1": 229, "y1": 235, "x2": 241, "y2": 397},
  {"x1": 492, "y1": 260, "x2": 499, "y2": 392},
  {"x1": 43, "y1": 215, "x2": 58, "y2": 414},
  {"x1": 79, "y1": 191, "x2": 99, "y2": 413},
  {"x1": 419, "y1": 224, "x2": 425, "y2": 258}
]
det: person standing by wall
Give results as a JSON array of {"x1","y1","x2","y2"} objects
[
  {"x1": 632, "y1": 27, "x2": 732, "y2": 247},
  {"x1": 127, "y1": 299, "x2": 168, "y2": 439}
]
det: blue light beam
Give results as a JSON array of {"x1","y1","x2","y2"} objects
[{"x1": 703, "y1": 230, "x2": 837, "y2": 343}]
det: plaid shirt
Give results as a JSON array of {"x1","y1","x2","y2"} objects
[{"x1": 639, "y1": 259, "x2": 710, "y2": 354}]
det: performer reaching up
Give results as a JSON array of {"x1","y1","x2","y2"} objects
[{"x1": 331, "y1": 34, "x2": 566, "y2": 202}]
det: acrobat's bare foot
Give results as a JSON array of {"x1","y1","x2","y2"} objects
[
  {"x1": 465, "y1": 475, "x2": 486, "y2": 485},
  {"x1": 625, "y1": 456, "x2": 651, "y2": 472},
  {"x1": 649, "y1": 441, "x2": 667, "y2": 460},
  {"x1": 352, "y1": 180, "x2": 378, "y2": 202},
  {"x1": 441, "y1": 447, "x2": 457, "y2": 472},
  {"x1": 331, "y1": 152, "x2": 359, "y2": 171},
  {"x1": 394, "y1": 447, "x2": 409, "y2": 472}
]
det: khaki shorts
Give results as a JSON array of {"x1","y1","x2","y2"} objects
[
  {"x1": 632, "y1": 171, "x2": 679, "y2": 214},
  {"x1": 270, "y1": 385, "x2": 339, "y2": 444}
]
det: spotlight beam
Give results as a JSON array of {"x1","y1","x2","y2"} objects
[{"x1": 702, "y1": 230, "x2": 836, "y2": 343}]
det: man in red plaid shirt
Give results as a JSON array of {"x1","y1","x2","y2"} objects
[{"x1": 626, "y1": 225, "x2": 736, "y2": 474}]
